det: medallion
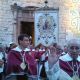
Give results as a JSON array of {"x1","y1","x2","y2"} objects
[
  {"x1": 72, "y1": 75, "x2": 79, "y2": 80},
  {"x1": 20, "y1": 62, "x2": 26, "y2": 70}
]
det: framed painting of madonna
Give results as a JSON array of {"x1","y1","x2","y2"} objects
[{"x1": 34, "y1": 8, "x2": 59, "y2": 47}]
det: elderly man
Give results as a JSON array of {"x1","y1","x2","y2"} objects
[{"x1": 47, "y1": 39, "x2": 80, "y2": 80}]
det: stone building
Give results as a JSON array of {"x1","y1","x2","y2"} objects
[{"x1": 0, "y1": 0, "x2": 80, "y2": 46}]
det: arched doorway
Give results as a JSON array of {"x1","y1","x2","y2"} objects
[
  {"x1": 20, "y1": 21, "x2": 34, "y2": 43},
  {"x1": 11, "y1": 4, "x2": 38, "y2": 44}
]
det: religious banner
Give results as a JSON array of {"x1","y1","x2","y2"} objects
[{"x1": 34, "y1": 9, "x2": 59, "y2": 47}]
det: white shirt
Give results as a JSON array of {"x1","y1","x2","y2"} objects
[{"x1": 0, "y1": 52, "x2": 4, "y2": 73}]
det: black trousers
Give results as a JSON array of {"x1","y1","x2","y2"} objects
[
  {"x1": 16, "y1": 75, "x2": 28, "y2": 80},
  {"x1": 0, "y1": 72, "x2": 3, "y2": 80}
]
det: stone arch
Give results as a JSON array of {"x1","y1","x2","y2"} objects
[{"x1": 11, "y1": 3, "x2": 38, "y2": 44}]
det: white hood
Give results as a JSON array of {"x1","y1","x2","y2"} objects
[
  {"x1": 12, "y1": 46, "x2": 30, "y2": 52},
  {"x1": 59, "y1": 53, "x2": 80, "y2": 62}
]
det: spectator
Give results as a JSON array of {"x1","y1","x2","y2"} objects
[
  {"x1": 61, "y1": 45, "x2": 68, "y2": 55},
  {"x1": 0, "y1": 44, "x2": 6, "y2": 80},
  {"x1": 8, "y1": 42, "x2": 17, "y2": 52}
]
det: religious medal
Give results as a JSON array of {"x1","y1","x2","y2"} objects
[
  {"x1": 20, "y1": 62, "x2": 26, "y2": 70},
  {"x1": 72, "y1": 75, "x2": 79, "y2": 80},
  {"x1": 67, "y1": 61, "x2": 80, "y2": 80},
  {"x1": 20, "y1": 51, "x2": 27, "y2": 70}
]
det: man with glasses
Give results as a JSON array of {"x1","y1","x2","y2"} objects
[
  {"x1": 47, "y1": 39, "x2": 80, "y2": 80},
  {"x1": 6, "y1": 34, "x2": 37, "y2": 80}
]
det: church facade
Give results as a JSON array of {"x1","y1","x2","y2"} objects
[{"x1": 0, "y1": 0, "x2": 80, "y2": 46}]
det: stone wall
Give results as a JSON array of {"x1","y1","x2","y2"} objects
[{"x1": 0, "y1": 0, "x2": 80, "y2": 46}]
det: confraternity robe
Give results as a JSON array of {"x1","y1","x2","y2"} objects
[
  {"x1": 59, "y1": 53, "x2": 80, "y2": 78},
  {"x1": 47, "y1": 53, "x2": 80, "y2": 80},
  {"x1": 39, "y1": 50, "x2": 48, "y2": 77},
  {"x1": 30, "y1": 49, "x2": 48, "y2": 78},
  {"x1": 6, "y1": 46, "x2": 37, "y2": 76}
]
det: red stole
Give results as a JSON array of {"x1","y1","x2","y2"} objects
[
  {"x1": 6, "y1": 50, "x2": 37, "y2": 75},
  {"x1": 59, "y1": 59, "x2": 80, "y2": 77}
]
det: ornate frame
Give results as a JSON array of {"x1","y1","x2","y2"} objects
[{"x1": 34, "y1": 8, "x2": 59, "y2": 46}]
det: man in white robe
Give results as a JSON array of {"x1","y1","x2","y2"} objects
[{"x1": 47, "y1": 39, "x2": 80, "y2": 80}]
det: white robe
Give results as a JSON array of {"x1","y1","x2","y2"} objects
[{"x1": 47, "y1": 53, "x2": 80, "y2": 80}]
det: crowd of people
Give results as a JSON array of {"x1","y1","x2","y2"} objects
[{"x1": 0, "y1": 34, "x2": 80, "y2": 80}]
